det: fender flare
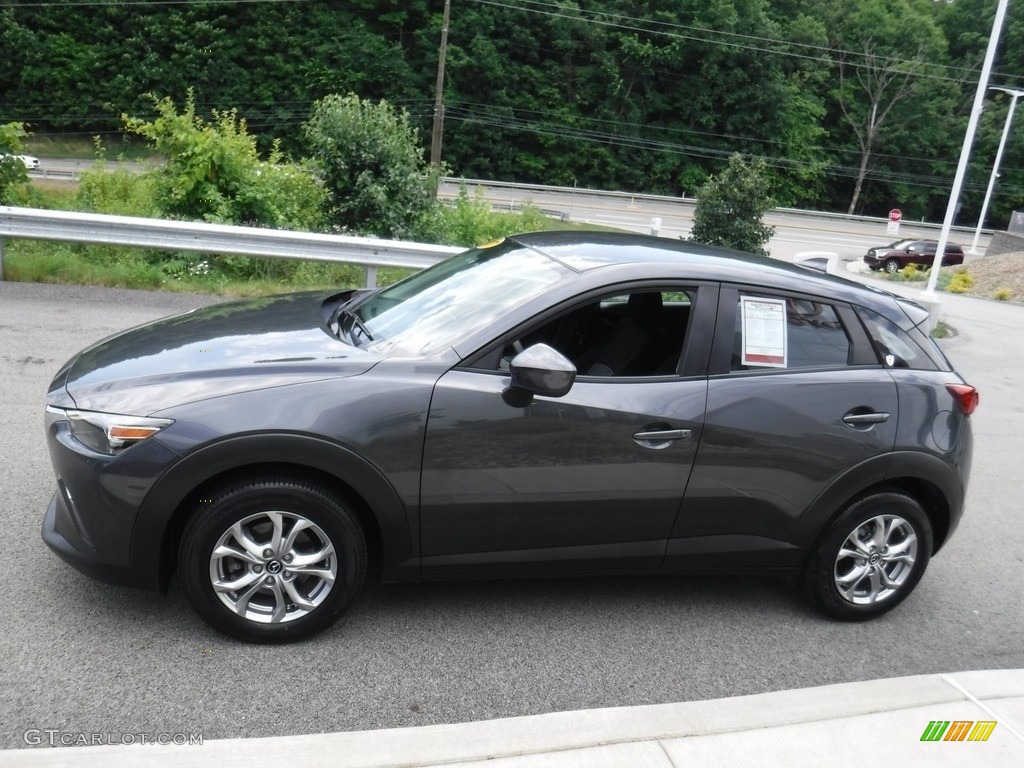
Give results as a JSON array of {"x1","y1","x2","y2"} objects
[
  {"x1": 130, "y1": 433, "x2": 417, "y2": 591},
  {"x1": 791, "y1": 450, "x2": 964, "y2": 555}
]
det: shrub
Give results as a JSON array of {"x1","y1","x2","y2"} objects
[
  {"x1": 946, "y1": 269, "x2": 974, "y2": 294},
  {"x1": 993, "y1": 287, "x2": 1013, "y2": 301},
  {"x1": 688, "y1": 154, "x2": 775, "y2": 257},
  {"x1": 421, "y1": 184, "x2": 554, "y2": 247},
  {"x1": 124, "y1": 93, "x2": 326, "y2": 231},
  {"x1": 303, "y1": 93, "x2": 440, "y2": 238}
]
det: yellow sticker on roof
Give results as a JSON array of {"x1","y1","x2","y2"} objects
[{"x1": 478, "y1": 237, "x2": 506, "y2": 249}]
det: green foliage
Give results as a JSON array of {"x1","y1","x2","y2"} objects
[
  {"x1": 2, "y1": 237, "x2": 410, "y2": 296},
  {"x1": 76, "y1": 144, "x2": 160, "y2": 217},
  {"x1": 123, "y1": 93, "x2": 326, "y2": 230},
  {"x1": 0, "y1": 121, "x2": 30, "y2": 203},
  {"x1": 689, "y1": 155, "x2": 776, "y2": 257},
  {"x1": 946, "y1": 269, "x2": 975, "y2": 294},
  {"x1": 420, "y1": 184, "x2": 556, "y2": 247},
  {"x1": 303, "y1": 93, "x2": 440, "y2": 238},
  {"x1": 4, "y1": 2, "x2": 1021, "y2": 223}
]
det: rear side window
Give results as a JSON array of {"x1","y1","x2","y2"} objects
[
  {"x1": 731, "y1": 296, "x2": 851, "y2": 371},
  {"x1": 857, "y1": 308, "x2": 940, "y2": 371}
]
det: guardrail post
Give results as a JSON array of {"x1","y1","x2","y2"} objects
[
  {"x1": 365, "y1": 265, "x2": 378, "y2": 288},
  {"x1": 0, "y1": 237, "x2": 5, "y2": 280}
]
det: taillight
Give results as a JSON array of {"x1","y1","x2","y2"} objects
[{"x1": 947, "y1": 384, "x2": 979, "y2": 416}]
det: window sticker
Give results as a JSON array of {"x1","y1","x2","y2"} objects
[{"x1": 740, "y1": 297, "x2": 788, "y2": 367}]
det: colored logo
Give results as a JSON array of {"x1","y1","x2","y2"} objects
[{"x1": 920, "y1": 720, "x2": 997, "y2": 742}]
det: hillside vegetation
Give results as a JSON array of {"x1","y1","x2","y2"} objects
[{"x1": 3, "y1": 0, "x2": 1023, "y2": 226}]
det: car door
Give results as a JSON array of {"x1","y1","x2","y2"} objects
[
  {"x1": 419, "y1": 284, "x2": 717, "y2": 577},
  {"x1": 666, "y1": 286, "x2": 898, "y2": 569}
]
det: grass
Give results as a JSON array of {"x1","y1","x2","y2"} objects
[
  {"x1": 2, "y1": 240, "x2": 414, "y2": 296},
  {"x1": 4, "y1": 168, "x2": 626, "y2": 297}
]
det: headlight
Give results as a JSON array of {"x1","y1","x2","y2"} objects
[{"x1": 47, "y1": 407, "x2": 174, "y2": 454}]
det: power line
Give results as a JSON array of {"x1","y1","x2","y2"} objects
[{"x1": 469, "y1": 0, "x2": 1009, "y2": 87}]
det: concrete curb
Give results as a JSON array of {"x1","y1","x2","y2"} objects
[{"x1": 4, "y1": 670, "x2": 1023, "y2": 767}]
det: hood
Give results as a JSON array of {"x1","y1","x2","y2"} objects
[{"x1": 52, "y1": 291, "x2": 380, "y2": 415}]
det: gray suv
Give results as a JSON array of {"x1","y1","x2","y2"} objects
[{"x1": 42, "y1": 232, "x2": 977, "y2": 642}]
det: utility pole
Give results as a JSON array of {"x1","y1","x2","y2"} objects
[{"x1": 430, "y1": 0, "x2": 452, "y2": 169}]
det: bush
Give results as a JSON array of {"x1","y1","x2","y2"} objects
[
  {"x1": 689, "y1": 154, "x2": 775, "y2": 257},
  {"x1": 123, "y1": 93, "x2": 326, "y2": 231},
  {"x1": 946, "y1": 269, "x2": 974, "y2": 294},
  {"x1": 303, "y1": 94, "x2": 440, "y2": 238},
  {"x1": 0, "y1": 121, "x2": 30, "y2": 203},
  {"x1": 993, "y1": 287, "x2": 1013, "y2": 301},
  {"x1": 421, "y1": 184, "x2": 553, "y2": 247}
]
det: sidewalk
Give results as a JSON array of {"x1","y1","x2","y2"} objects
[{"x1": 4, "y1": 670, "x2": 1022, "y2": 767}]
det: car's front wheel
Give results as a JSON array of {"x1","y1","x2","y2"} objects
[
  {"x1": 884, "y1": 259, "x2": 902, "y2": 274},
  {"x1": 179, "y1": 478, "x2": 366, "y2": 643},
  {"x1": 803, "y1": 492, "x2": 932, "y2": 621}
]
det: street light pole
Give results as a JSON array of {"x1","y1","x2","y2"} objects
[
  {"x1": 925, "y1": 0, "x2": 1009, "y2": 297},
  {"x1": 969, "y1": 86, "x2": 1024, "y2": 254}
]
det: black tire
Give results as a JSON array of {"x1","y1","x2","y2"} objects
[
  {"x1": 884, "y1": 259, "x2": 902, "y2": 274},
  {"x1": 802, "y1": 492, "x2": 932, "y2": 621},
  {"x1": 179, "y1": 478, "x2": 366, "y2": 643}
]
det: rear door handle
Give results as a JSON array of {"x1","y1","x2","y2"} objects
[
  {"x1": 842, "y1": 411, "x2": 890, "y2": 426},
  {"x1": 633, "y1": 428, "x2": 692, "y2": 449}
]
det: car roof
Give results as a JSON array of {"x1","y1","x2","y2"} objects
[
  {"x1": 502, "y1": 230, "x2": 925, "y2": 323},
  {"x1": 509, "y1": 230, "x2": 859, "y2": 290}
]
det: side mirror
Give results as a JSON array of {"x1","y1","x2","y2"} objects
[{"x1": 504, "y1": 343, "x2": 576, "y2": 406}]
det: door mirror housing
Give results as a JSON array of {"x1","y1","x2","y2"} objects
[{"x1": 504, "y1": 343, "x2": 576, "y2": 406}]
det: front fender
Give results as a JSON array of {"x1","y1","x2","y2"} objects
[{"x1": 131, "y1": 432, "x2": 418, "y2": 591}]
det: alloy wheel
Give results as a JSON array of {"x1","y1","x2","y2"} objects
[{"x1": 833, "y1": 513, "x2": 917, "y2": 605}]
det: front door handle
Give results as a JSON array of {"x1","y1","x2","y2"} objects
[{"x1": 633, "y1": 428, "x2": 692, "y2": 449}]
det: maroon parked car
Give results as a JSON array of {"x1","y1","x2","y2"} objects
[{"x1": 864, "y1": 240, "x2": 965, "y2": 273}]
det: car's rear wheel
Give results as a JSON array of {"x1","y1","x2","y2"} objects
[
  {"x1": 884, "y1": 259, "x2": 902, "y2": 274},
  {"x1": 179, "y1": 478, "x2": 366, "y2": 643},
  {"x1": 803, "y1": 492, "x2": 932, "y2": 621}
]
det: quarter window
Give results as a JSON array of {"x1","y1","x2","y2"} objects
[{"x1": 857, "y1": 308, "x2": 939, "y2": 370}]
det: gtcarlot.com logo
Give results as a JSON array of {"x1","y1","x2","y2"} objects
[
  {"x1": 23, "y1": 730, "x2": 203, "y2": 747},
  {"x1": 920, "y1": 720, "x2": 997, "y2": 742}
]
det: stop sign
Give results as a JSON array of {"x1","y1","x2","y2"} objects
[{"x1": 888, "y1": 209, "x2": 903, "y2": 223}]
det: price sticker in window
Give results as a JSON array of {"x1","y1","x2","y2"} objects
[{"x1": 740, "y1": 297, "x2": 787, "y2": 367}]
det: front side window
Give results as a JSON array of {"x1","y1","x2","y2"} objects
[
  {"x1": 732, "y1": 295, "x2": 851, "y2": 371},
  {"x1": 493, "y1": 288, "x2": 697, "y2": 377}
]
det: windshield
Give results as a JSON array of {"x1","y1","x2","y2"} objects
[{"x1": 350, "y1": 240, "x2": 567, "y2": 355}]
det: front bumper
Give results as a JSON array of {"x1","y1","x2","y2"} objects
[
  {"x1": 41, "y1": 409, "x2": 181, "y2": 592},
  {"x1": 42, "y1": 490, "x2": 144, "y2": 587}
]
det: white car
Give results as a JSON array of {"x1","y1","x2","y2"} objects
[{"x1": 0, "y1": 154, "x2": 39, "y2": 170}]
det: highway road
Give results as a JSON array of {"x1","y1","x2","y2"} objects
[
  {"x1": 437, "y1": 179, "x2": 993, "y2": 262},
  {"x1": 0, "y1": 273, "x2": 1021, "y2": 751},
  {"x1": 30, "y1": 160, "x2": 992, "y2": 264}
]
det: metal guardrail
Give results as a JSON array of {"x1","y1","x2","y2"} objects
[{"x1": 0, "y1": 206, "x2": 462, "y2": 286}]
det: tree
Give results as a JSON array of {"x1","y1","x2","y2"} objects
[
  {"x1": 827, "y1": 0, "x2": 951, "y2": 215},
  {"x1": 303, "y1": 93, "x2": 440, "y2": 238},
  {"x1": 689, "y1": 154, "x2": 775, "y2": 257},
  {"x1": 0, "y1": 122, "x2": 30, "y2": 204},
  {"x1": 122, "y1": 93, "x2": 325, "y2": 230}
]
